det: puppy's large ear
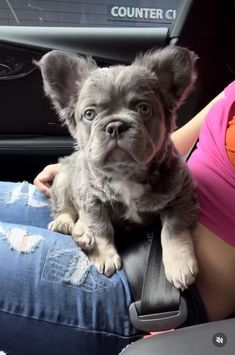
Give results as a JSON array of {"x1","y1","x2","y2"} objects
[
  {"x1": 37, "y1": 50, "x2": 97, "y2": 137},
  {"x1": 136, "y1": 46, "x2": 198, "y2": 110}
]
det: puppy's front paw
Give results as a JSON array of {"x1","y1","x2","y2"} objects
[
  {"x1": 162, "y1": 232, "x2": 198, "y2": 290},
  {"x1": 48, "y1": 214, "x2": 74, "y2": 235},
  {"x1": 163, "y1": 251, "x2": 198, "y2": 290},
  {"x1": 72, "y1": 220, "x2": 95, "y2": 251},
  {"x1": 89, "y1": 243, "x2": 122, "y2": 277}
]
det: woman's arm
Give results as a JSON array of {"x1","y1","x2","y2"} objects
[{"x1": 171, "y1": 91, "x2": 224, "y2": 155}]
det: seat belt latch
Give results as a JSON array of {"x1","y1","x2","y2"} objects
[{"x1": 129, "y1": 297, "x2": 188, "y2": 332}]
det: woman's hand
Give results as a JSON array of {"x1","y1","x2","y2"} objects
[{"x1": 34, "y1": 163, "x2": 61, "y2": 196}]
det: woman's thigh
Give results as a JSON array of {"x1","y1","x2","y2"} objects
[
  {"x1": 0, "y1": 221, "x2": 141, "y2": 354},
  {"x1": 0, "y1": 181, "x2": 51, "y2": 228}
]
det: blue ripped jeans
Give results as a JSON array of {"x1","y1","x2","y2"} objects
[{"x1": 0, "y1": 182, "x2": 141, "y2": 355}]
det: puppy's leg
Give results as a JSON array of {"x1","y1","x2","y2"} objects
[
  {"x1": 72, "y1": 218, "x2": 95, "y2": 251},
  {"x1": 161, "y1": 217, "x2": 198, "y2": 290},
  {"x1": 87, "y1": 236, "x2": 122, "y2": 277},
  {"x1": 72, "y1": 202, "x2": 122, "y2": 277},
  {"x1": 48, "y1": 169, "x2": 77, "y2": 235},
  {"x1": 49, "y1": 207, "x2": 76, "y2": 235}
]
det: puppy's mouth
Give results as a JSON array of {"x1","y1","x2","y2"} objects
[
  {"x1": 105, "y1": 142, "x2": 132, "y2": 163},
  {"x1": 108, "y1": 147, "x2": 131, "y2": 162}
]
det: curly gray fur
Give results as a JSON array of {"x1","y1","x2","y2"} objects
[{"x1": 38, "y1": 46, "x2": 199, "y2": 288}]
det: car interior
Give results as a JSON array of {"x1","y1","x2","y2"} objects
[{"x1": 0, "y1": 0, "x2": 235, "y2": 353}]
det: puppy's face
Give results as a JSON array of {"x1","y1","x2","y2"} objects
[
  {"x1": 38, "y1": 46, "x2": 197, "y2": 172},
  {"x1": 75, "y1": 65, "x2": 166, "y2": 168}
]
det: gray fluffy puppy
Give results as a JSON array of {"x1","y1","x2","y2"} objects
[{"x1": 38, "y1": 46, "x2": 199, "y2": 289}]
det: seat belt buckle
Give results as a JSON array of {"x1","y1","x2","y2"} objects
[{"x1": 129, "y1": 297, "x2": 188, "y2": 332}]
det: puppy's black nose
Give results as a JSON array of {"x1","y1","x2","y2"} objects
[{"x1": 105, "y1": 121, "x2": 129, "y2": 138}]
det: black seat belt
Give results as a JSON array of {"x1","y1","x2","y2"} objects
[
  {"x1": 128, "y1": 228, "x2": 187, "y2": 332},
  {"x1": 126, "y1": 141, "x2": 198, "y2": 333}
]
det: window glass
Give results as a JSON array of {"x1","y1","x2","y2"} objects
[{"x1": 0, "y1": 0, "x2": 181, "y2": 27}]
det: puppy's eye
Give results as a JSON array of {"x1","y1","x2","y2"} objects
[
  {"x1": 83, "y1": 108, "x2": 97, "y2": 121},
  {"x1": 136, "y1": 103, "x2": 152, "y2": 118}
]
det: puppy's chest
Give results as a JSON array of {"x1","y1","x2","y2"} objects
[{"x1": 104, "y1": 179, "x2": 147, "y2": 223}]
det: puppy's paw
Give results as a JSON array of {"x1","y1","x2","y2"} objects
[
  {"x1": 48, "y1": 214, "x2": 74, "y2": 235},
  {"x1": 163, "y1": 252, "x2": 198, "y2": 290},
  {"x1": 89, "y1": 244, "x2": 122, "y2": 277},
  {"x1": 72, "y1": 220, "x2": 95, "y2": 251},
  {"x1": 162, "y1": 232, "x2": 198, "y2": 290}
]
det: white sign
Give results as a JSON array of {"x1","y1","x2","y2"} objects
[{"x1": 110, "y1": 6, "x2": 177, "y2": 21}]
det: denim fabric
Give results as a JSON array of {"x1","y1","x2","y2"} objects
[
  {"x1": 0, "y1": 181, "x2": 51, "y2": 228},
  {"x1": 0, "y1": 182, "x2": 141, "y2": 355}
]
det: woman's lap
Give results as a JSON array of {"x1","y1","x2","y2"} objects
[
  {"x1": 0, "y1": 181, "x2": 51, "y2": 228},
  {"x1": 0, "y1": 182, "x2": 141, "y2": 354}
]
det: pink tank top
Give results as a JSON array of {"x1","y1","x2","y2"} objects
[{"x1": 187, "y1": 81, "x2": 235, "y2": 247}]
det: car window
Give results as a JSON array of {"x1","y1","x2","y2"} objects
[{"x1": 0, "y1": 0, "x2": 181, "y2": 28}]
